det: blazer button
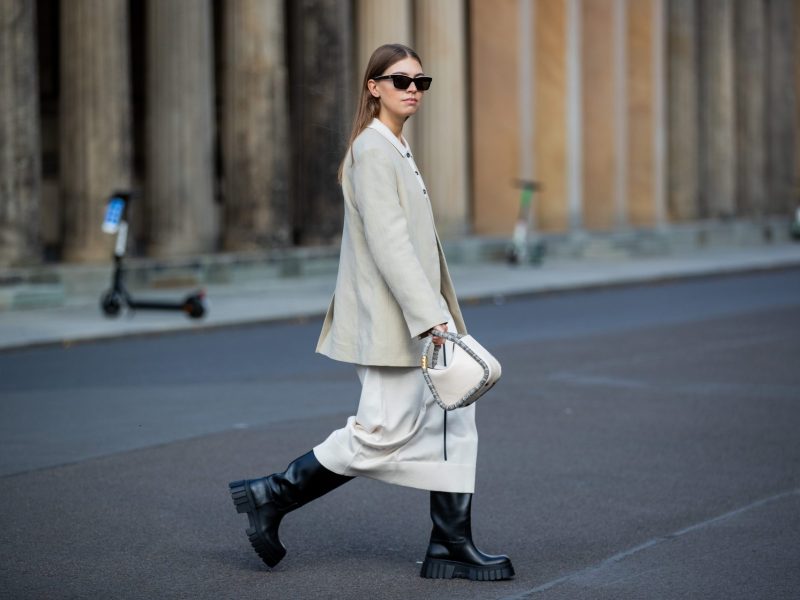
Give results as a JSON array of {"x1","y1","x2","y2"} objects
[
  {"x1": 415, "y1": 171, "x2": 419, "y2": 175},
  {"x1": 406, "y1": 152, "x2": 411, "y2": 158},
  {"x1": 423, "y1": 189, "x2": 427, "y2": 195}
]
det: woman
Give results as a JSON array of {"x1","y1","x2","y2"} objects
[{"x1": 229, "y1": 43, "x2": 514, "y2": 582}]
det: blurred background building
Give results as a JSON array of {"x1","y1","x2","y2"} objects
[{"x1": 1, "y1": 0, "x2": 798, "y2": 267}]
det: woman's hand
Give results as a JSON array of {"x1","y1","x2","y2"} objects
[{"x1": 430, "y1": 323, "x2": 448, "y2": 346}]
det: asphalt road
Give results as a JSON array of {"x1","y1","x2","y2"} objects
[{"x1": 1, "y1": 269, "x2": 799, "y2": 599}]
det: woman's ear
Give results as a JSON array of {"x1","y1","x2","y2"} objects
[{"x1": 367, "y1": 80, "x2": 381, "y2": 99}]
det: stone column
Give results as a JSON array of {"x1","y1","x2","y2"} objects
[
  {"x1": 652, "y1": 0, "x2": 668, "y2": 228},
  {"x1": 795, "y1": 0, "x2": 800, "y2": 190},
  {"x1": 614, "y1": 0, "x2": 629, "y2": 229},
  {"x1": 356, "y1": 0, "x2": 412, "y2": 77},
  {"x1": 566, "y1": 0, "x2": 584, "y2": 231},
  {"x1": 766, "y1": 0, "x2": 798, "y2": 214},
  {"x1": 356, "y1": 0, "x2": 414, "y2": 144},
  {"x1": 534, "y1": 0, "x2": 570, "y2": 233},
  {"x1": 0, "y1": 0, "x2": 41, "y2": 266},
  {"x1": 288, "y1": 0, "x2": 353, "y2": 244},
  {"x1": 221, "y1": 0, "x2": 290, "y2": 251},
  {"x1": 627, "y1": 0, "x2": 661, "y2": 228},
  {"x1": 582, "y1": 0, "x2": 616, "y2": 231},
  {"x1": 735, "y1": 0, "x2": 767, "y2": 216},
  {"x1": 60, "y1": 0, "x2": 131, "y2": 262},
  {"x1": 146, "y1": 0, "x2": 216, "y2": 257},
  {"x1": 414, "y1": 0, "x2": 470, "y2": 238},
  {"x1": 698, "y1": 0, "x2": 736, "y2": 218},
  {"x1": 667, "y1": 0, "x2": 698, "y2": 221}
]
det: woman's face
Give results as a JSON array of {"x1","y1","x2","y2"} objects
[{"x1": 368, "y1": 57, "x2": 426, "y2": 122}]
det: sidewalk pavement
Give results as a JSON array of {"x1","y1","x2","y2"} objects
[{"x1": 1, "y1": 243, "x2": 799, "y2": 351}]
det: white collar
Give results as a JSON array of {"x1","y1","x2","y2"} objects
[
  {"x1": 366, "y1": 118, "x2": 428, "y2": 197},
  {"x1": 367, "y1": 118, "x2": 411, "y2": 157}
]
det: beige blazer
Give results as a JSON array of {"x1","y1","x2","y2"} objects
[{"x1": 316, "y1": 126, "x2": 466, "y2": 367}]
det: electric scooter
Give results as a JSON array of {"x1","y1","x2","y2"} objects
[
  {"x1": 506, "y1": 179, "x2": 545, "y2": 265},
  {"x1": 100, "y1": 191, "x2": 206, "y2": 319}
]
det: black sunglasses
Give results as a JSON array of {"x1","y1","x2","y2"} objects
[{"x1": 372, "y1": 74, "x2": 433, "y2": 91}]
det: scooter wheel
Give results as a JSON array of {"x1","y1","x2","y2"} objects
[
  {"x1": 101, "y1": 291, "x2": 123, "y2": 317},
  {"x1": 506, "y1": 247, "x2": 520, "y2": 265},
  {"x1": 184, "y1": 294, "x2": 206, "y2": 319}
]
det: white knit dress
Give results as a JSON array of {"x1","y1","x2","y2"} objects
[{"x1": 313, "y1": 299, "x2": 478, "y2": 493}]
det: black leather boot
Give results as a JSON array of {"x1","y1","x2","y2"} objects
[
  {"x1": 229, "y1": 450, "x2": 353, "y2": 567},
  {"x1": 420, "y1": 492, "x2": 515, "y2": 581}
]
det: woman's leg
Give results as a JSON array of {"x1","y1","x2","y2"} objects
[
  {"x1": 420, "y1": 491, "x2": 515, "y2": 580},
  {"x1": 229, "y1": 450, "x2": 353, "y2": 567}
]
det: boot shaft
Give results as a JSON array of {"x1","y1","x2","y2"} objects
[
  {"x1": 422, "y1": 491, "x2": 515, "y2": 579},
  {"x1": 429, "y1": 491, "x2": 473, "y2": 542},
  {"x1": 264, "y1": 450, "x2": 353, "y2": 511},
  {"x1": 229, "y1": 450, "x2": 354, "y2": 570}
]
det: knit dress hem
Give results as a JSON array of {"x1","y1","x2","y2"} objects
[{"x1": 313, "y1": 443, "x2": 476, "y2": 494}]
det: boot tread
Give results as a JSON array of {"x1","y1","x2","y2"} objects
[
  {"x1": 420, "y1": 557, "x2": 515, "y2": 581},
  {"x1": 228, "y1": 480, "x2": 251, "y2": 513},
  {"x1": 228, "y1": 479, "x2": 287, "y2": 567}
]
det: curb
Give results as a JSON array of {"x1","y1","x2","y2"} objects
[{"x1": 2, "y1": 258, "x2": 798, "y2": 354}]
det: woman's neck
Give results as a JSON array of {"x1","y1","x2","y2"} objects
[{"x1": 377, "y1": 112, "x2": 406, "y2": 143}]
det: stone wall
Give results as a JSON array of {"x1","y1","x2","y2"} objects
[{"x1": 0, "y1": 0, "x2": 797, "y2": 266}]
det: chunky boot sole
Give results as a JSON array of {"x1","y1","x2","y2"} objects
[
  {"x1": 420, "y1": 558, "x2": 515, "y2": 581},
  {"x1": 228, "y1": 480, "x2": 286, "y2": 568}
]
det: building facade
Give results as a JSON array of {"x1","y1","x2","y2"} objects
[{"x1": 0, "y1": 0, "x2": 798, "y2": 266}]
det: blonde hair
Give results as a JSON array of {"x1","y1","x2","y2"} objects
[{"x1": 338, "y1": 43, "x2": 422, "y2": 182}]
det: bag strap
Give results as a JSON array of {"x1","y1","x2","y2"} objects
[
  {"x1": 421, "y1": 331, "x2": 494, "y2": 411},
  {"x1": 420, "y1": 330, "x2": 464, "y2": 370}
]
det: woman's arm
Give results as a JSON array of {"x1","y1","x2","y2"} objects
[{"x1": 352, "y1": 148, "x2": 447, "y2": 339}]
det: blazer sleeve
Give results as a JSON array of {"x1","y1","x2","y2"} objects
[{"x1": 352, "y1": 148, "x2": 448, "y2": 339}]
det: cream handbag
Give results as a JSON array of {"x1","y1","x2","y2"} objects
[{"x1": 420, "y1": 331, "x2": 502, "y2": 410}]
